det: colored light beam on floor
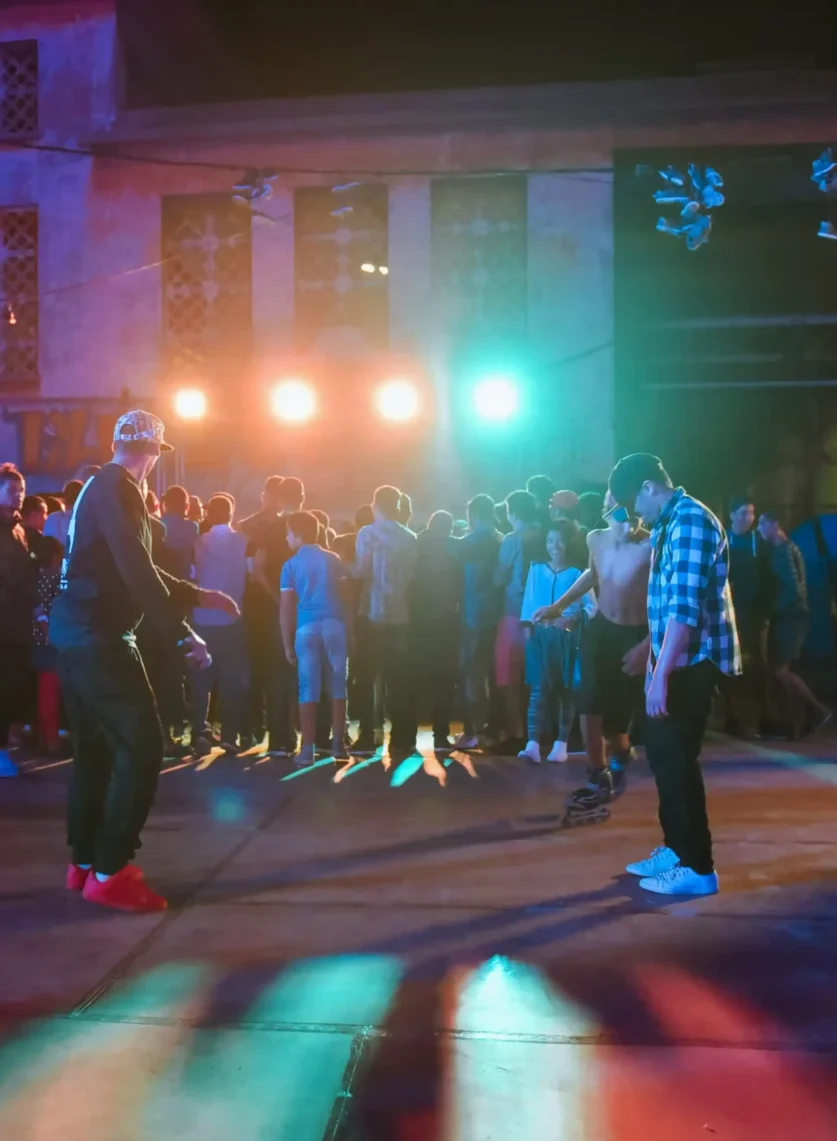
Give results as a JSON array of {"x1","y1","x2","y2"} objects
[
  {"x1": 0, "y1": 964, "x2": 212, "y2": 1136},
  {"x1": 390, "y1": 752, "x2": 425, "y2": 788},
  {"x1": 280, "y1": 758, "x2": 339, "y2": 781},
  {"x1": 448, "y1": 956, "x2": 597, "y2": 1139},
  {"x1": 142, "y1": 956, "x2": 404, "y2": 1140}
]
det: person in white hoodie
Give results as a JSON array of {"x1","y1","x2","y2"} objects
[
  {"x1": 519, "y1": 520, "x2": 597, "y2": 764},
  {"x1": 351, "y1": 485, "x2": 418, "y2": 756},
  {"x1": 191, "y1": 494, "x2": 251, "y2": 754}
]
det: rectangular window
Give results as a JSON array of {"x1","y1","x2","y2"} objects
[
  {"x1": 431, "y1": 176, "x2": 528, "y2": 344},
  {"x1": 294, "y1": 184, "x2": 389, "y2": 349},
  {"x1": 162, "y1": 195, "x2": 252, "y2": 372},
  {"x1": 0, "y1": 207, "x2": 38, "y2": 388},
  {"x1": 0, "y1": 39, "x2": 38, "y2": 138}
]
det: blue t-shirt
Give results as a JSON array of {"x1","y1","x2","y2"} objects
[{"x1": 280, "y1": 544, "x2": 347, "y2": 627}]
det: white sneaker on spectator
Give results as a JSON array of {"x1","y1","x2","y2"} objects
[
  {"x1": 455, "y1": 733, "x2": 479, "y2": 750},
  {"x1": 546, "y1": 740, "x2": 568, "y2": 763},
  {"x1": 639, "y1": 865, "x2": 719, "y2": 897},
  {"x1": 0, "y1": 750, "x2": 19, "y2": 778},
  {"x1": 625, "y1": 846, "x2": 679, "y2": 878},
  {"x1": 518, "y1": 740, "x2": 542, "y2": 764}
]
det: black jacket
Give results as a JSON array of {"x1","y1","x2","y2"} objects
[
  {"x1": 50, "y1": 463, "x2": 200, "y2": 648},
  {"x1": 0, "y1": 511, "x2": 38, "y2": 644}
]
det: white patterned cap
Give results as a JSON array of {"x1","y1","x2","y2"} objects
[{"x1": 113, "y1": 409, "x2": 173, "y2": 452}]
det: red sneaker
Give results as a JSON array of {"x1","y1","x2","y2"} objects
[
  {"x1": 66, "y1": 864, "x2": 92, "y2": 892},
  {"x1": 82, "y1": 865, "x2": 168, "y2": 913}
]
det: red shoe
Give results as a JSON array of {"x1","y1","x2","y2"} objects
[
  {"x1": 67, "y1": 862, "x2": 141, "y2": 892},
  {"x1": 82, "y1": 865, "x2": 168, "y2": 913},
  {"x1": 66, "y1": 864, "x2": 92, "y2": 892}
]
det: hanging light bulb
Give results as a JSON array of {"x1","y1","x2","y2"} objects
[{"x1": 6, "y1": 305, "x2": 16, "y2": 326}]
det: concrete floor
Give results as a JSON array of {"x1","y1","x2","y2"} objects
[{"x1": 1, "y1": 734, "x2": 836, "y2": 1140}]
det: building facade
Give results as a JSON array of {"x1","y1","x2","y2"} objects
[{"x1": 0, "y1": 1, "x2": 835, "y2": 514}]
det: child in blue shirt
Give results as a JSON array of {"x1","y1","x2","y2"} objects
[
  {"x1": 280, "y1": 511, "x2": 351, "y2": 766},
  {"x1": 519, "y1": 520, "x2": 597, "y2": 764}
]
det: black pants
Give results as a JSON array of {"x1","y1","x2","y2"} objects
[
  {"x1": 644, "y1": 660, "x2": 717, "y2": 875},
  {"x1": 415, "y1": 617, "x2": 458, "y2": 740},
  {"x1": 191, "y1": 621, "x2": 249, "y2": 746},
  {"x1": 135, "y1": 625, "x2": 184, "y2": 736},
  {"x1": 460, "y1": 626, "x2": 497, "y2": 738},
  {"x1": 57, "y1": 640, "x2": 164, "y2": 875},
  {"x1": 244, "y1": 604, "x2": 296, "y2": 750},
  {"x1": 354, "y1": 619, "x2": 416, "y2": 751},
  {"x1": 0, "y1": 639, "x2": 29, "y2": 748}
]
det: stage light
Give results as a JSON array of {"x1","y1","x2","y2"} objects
[
  {"x1": 378, "y1": 266, "x2": 389, "y2": 275},
  {"x1": 173, "y1": 388, "x2": 207, "y2": 420},
  {"x1": 360, "y1": 263, "x2": 376, "y2": 273},
  {"x1": 375, "y1": 379, "x2": 419, "y2": 423},
  {"x1": 270, "y1": 380, "x2": 316, "y2": 423},
  {"x1": 473, "y1": 377, "x2": 519, "y2": 422}
]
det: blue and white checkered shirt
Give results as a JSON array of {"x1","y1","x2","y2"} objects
[{"x1": 648, "y1": 488, "x2": 741, "y2": 676}]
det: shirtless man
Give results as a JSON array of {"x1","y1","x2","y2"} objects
[{"x1": 533, "y1": 491, "x2": 651, "y2": 808}]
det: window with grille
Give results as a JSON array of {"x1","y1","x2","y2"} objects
[
  {"x1": 294, "y1": 184, "x2": 389, "y2": 348},
  {"x1": 162, "y1": 195, "x2": 252, "y2": 372},
  {"x1": 0, "y1": 40, "x2": 38, "y2": 138},
  {"x1": 0, "y1": 208, "x2": 38, "y2": 388},
  {"x1": 431, "y1": 176, "x2": 528, "y2": 344}
]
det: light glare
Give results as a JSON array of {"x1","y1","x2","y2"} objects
[
  {"x1": 173, "y1": 388, "x2": 207, "y2": 420},
  {"x1": 375, "y1": 379, "x2": 419, "y2": 423},
  {"x1": 473, "y1": 377, "x2": 519, "y2": 422},
  {"x1": 270, "y1": 380, "x2": 316, "y2": 424}
]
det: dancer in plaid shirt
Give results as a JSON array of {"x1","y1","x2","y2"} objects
[{"x1": 608, "y1": 454, "x2": 740, "y2": 897}]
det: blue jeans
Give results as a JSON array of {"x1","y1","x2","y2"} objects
[{"x1": 296, "y1": 619, "x2": 348, "y2": 704}]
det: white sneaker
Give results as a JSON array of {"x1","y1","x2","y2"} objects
[
  {"x1": 455, "y1": 734, "x2": 479, "y2": 750},
  {"x1": 639, "y1": 865, "x2": 719, "y2": 897},
  {"x1": 625, "y1": 846, "x2": 679, "y2": 878},
  {"x1": 518, "y1": 740, "x2": 542, "y2": 764},
  {"x1": 546, "y1": 740, "x2": 568, "y2": 763},
  {"x1": 0, "y1": 749, "x2": 19, "y2": 778}
]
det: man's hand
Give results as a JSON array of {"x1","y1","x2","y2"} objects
[
  {"x1": 284, "y1": 645, "x2": 297, "y2": 667},
  {"x1": 645, "y1": 670, "x2": 668, "y2": 718},
  {"x1": 532, "y1": 606, "x2": 553, "y2": 625},
  {"x1": 183, "y1": 633, "x2": 212, "y2": 670},
  {"x1": 199, "y1": 589, "x2": 240, "y2": 619},
  {"x1": 622, "y1": 639, "x2": 650, "y2": 676}
]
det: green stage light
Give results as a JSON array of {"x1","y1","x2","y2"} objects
[{"x1": 473, "y1": 377, "x2": 520, "y2": 422}]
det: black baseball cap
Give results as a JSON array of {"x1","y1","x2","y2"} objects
[{"x1": 607, "y1": 453, "x2": 671, "y2": 513}]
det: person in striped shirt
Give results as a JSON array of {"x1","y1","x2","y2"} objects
[{"x1": 607, "y1": 453, "x2": 740, "y2": 898}]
